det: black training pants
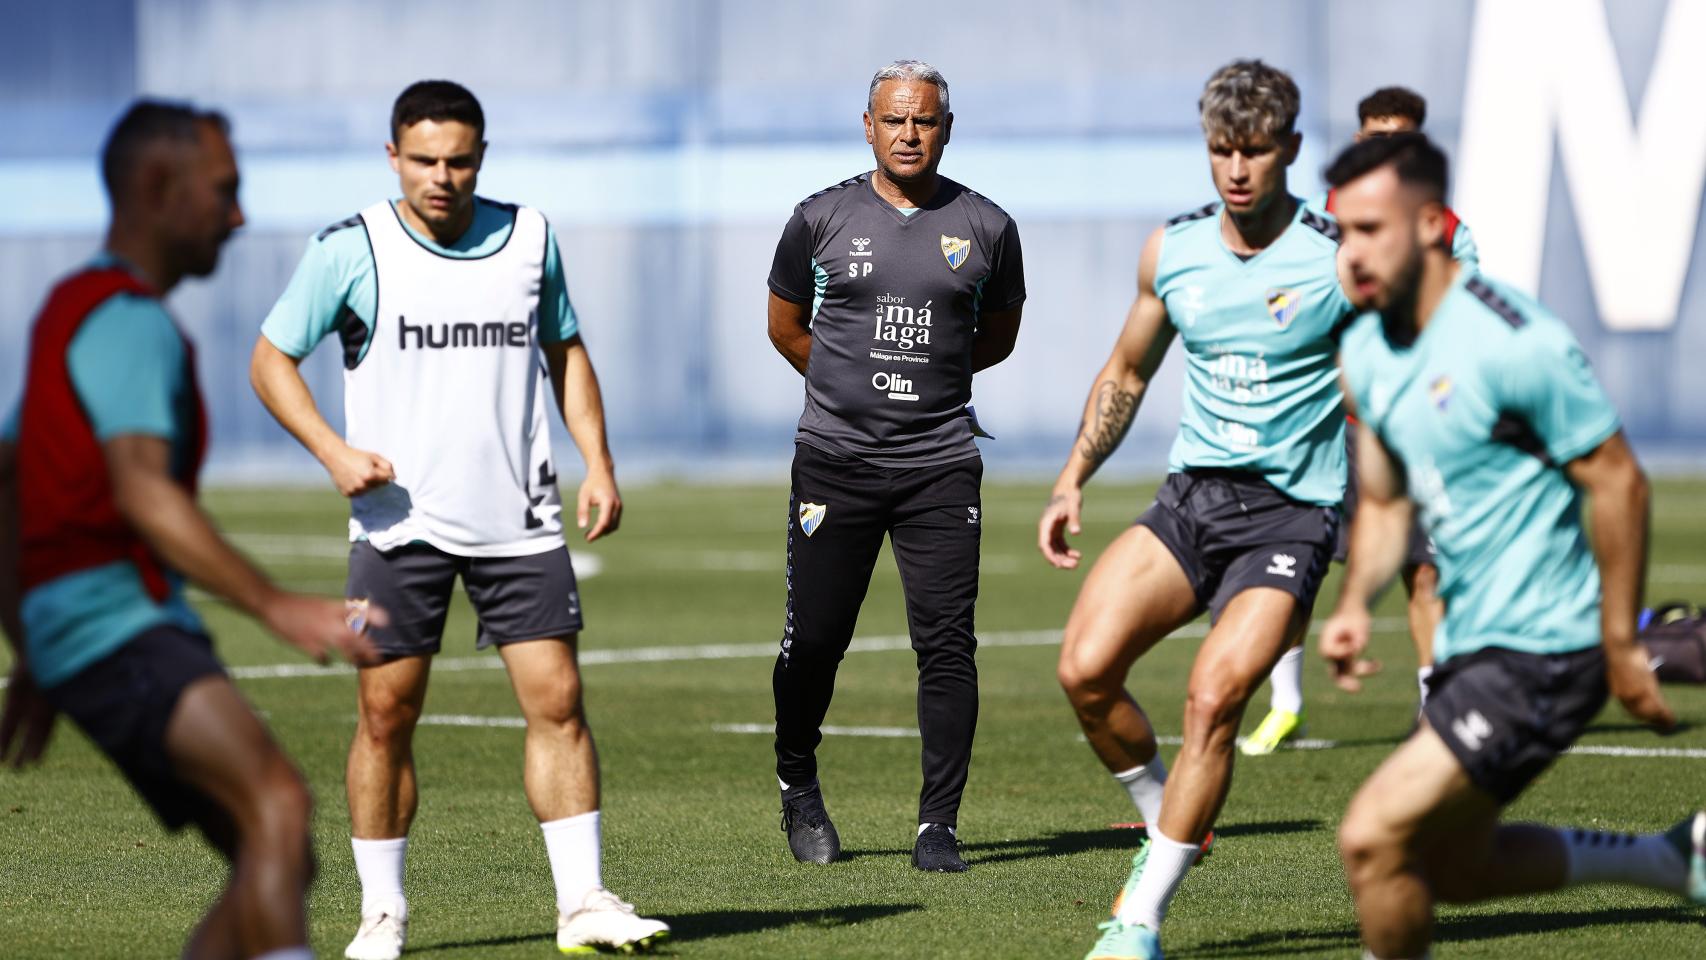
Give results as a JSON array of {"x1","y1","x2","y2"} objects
[{"x1": 773, "y1": 442, "x2": 982, "y2": 827}]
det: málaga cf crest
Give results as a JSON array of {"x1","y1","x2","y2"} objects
[
  {"x1": 798, "y1": 502, "x2": 827, "y2": 537},
  {"x1": 1266, "y1": 287, "x2": 1303, "y2": 328},
  {"x1": 940, "y1": 235, "x2": 971, "y2": 271}
]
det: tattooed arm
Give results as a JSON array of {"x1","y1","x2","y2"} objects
[{"x1": 1038, "y1": 227, "x2": 1176, "y2": 569}]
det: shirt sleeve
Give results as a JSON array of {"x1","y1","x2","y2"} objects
[
  {"x1": 980, "y1": 217, "x2": 1027, "y2": 313},
  {"x1": 1494, "y1": 323, "x2": 1621, "y2": 465},
  {"x1": 767, "y1": 206, "x2": 817, "y2": 305},
  {"x1": 261, "y1": 233, "x2": 362, "y2": 358},
  {"x1": 538, "y1": 224, "x2": 579, "y2": 344},
  {"x1": 67, "y1": 295, "x2": 185, "y2": 440}
]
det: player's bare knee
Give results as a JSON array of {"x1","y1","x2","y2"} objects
[
  {"x1": 1182, "y1": 679, "x2": 1244, "y2": 734},
  {"x1": 357, "y1": 696, "x2": 423, "y2": 749}
]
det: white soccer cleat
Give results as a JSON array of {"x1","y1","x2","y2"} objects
[
  {"x1": 556, "y1": 888, "x2": 670, "y2": 955},
  {"x1": 344, "y1": 908, "x2": 407, "y2": 960}
]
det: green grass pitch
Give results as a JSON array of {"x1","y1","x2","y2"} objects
[{"x1": 2, "y1": 478, "x2": 1704, "y2": 958}]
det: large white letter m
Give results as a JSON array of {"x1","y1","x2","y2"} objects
[{"x1": 1456, "y1": 0, "x2": 1706, "y2": 331}]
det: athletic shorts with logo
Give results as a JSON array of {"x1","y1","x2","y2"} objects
[
  {"x1": 43, "y1": 625, "x2": 231, "y2": 833},
  {"x1": 1338, "y1": 420, "x2": 1435, "y2": 568},
  {"x1": 347, "y1": 541, "x2": 583, "y2": 657},
  {"x1": 1423, "y1": 645, "x2": 1607, "y2": 803},
  {"x1": 1136, "y1": 470, "x2": 1338, "y2": 622}
]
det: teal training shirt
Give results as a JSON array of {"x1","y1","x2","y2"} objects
[
  {"x1": 262, "y1": 197, "x2": 577, "y2": 362},
  {"x1": 1154, "y1": 198, "x2": 1354, "y2": 505},
  {"x1": 1340, "y1": 269, "x2": 1620, "y2": 663},
  {"x1": 19, "y1": 254, "x2": 204, "y2": 687}
]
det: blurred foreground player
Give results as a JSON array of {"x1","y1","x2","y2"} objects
[
  {"x1": 767, "y1": 59, "x2": 1025, "y2": 872},
  {"x1": 0, "y1": 101, "x2": 378, "y2": 960},
  {"x1": 1038, "y1": 60, "x2": 1353, "y2": 960},
  {"x1": 250, "y1": 80, "x2": 667, "y2": 956},
  {"x1": 1322, "y1": 132, "x2": 1704, "y2": 959}
]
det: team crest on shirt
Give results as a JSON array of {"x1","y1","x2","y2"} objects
[
  {"x1": 1430, "y1": 375, "x2": 1454, "y2": 410},
  {"x1": 798, "y1": 502, "x2": 827, "y2": 537},
  {"x1": 940, "y1": 235, "x2": 971, "y2": 271},
  {"x1": 1266, "y1": 287, "x2": 1303, "y2": 328}
]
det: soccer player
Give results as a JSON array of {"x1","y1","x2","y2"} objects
[
  {"x1": 0, "y1": 100, "x2": 378, "y2": 960},
  {"x1": 1037, "y1": 60, "x2": 1351, "y2": 959},
  {"x1": 1244, "y1": 85, "x2": 1479, "y2": 752},
  {"x1": 249, "y1": 80, "x2": 668, "y2": 957},
  {"x1": 767, "y1": 60, "x2": 1024, "y2": 873},
  {"x1": 1321, "y1": 130, "x2": 1704, "y2": 960}
]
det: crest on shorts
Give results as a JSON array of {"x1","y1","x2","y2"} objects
[
  {"x1": 940, "y1": 234, "x2": 971, "y2": 270},
  {"x1": 798, "y1": 502, "x2": 827, "y2": 537},
  {"x1": 1266, "y1": 287, "x2": 1303, "y2": 328}
]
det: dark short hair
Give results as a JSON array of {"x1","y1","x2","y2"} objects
[
  {"x1": 100, "y1": 99, "x2": 230, "y2": 202},
  {"x1": 391, "y1": 80, "x2": 485, "y2": 143},
  {"x1": 1356, "y1": 86, "x2": 1427, "y2": 128},
  {"x1": 1325, "y1": 132, "x2": 1448, "y2": 201}
]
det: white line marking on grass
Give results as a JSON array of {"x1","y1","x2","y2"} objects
[
  {"x1": 1565, "y1": 744, "x2": 1706, "y2": 759},
  {"x1": 417, "y1": 714, "x2": 527, "y2": 729},
  {"x1": 714, "y1": 722, "x2": 917, "y2": 738}
]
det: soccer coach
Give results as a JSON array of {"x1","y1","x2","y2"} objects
[{"x1": 766, "y1": 59, "x2": 1025, "y2": 873}]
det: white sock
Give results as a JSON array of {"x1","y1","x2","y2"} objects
[
  {"x1": 351, "y1": 837, "x2": 407, "y2": 918},
  {"x1": 917, "y1": 822, "x2": 956, "y2": 837},
  {"x1": 1269, "y1": 646, "x2": 1304, "y2": 715},
  {"x1": 542, "y1": 811, "x2": 603, "y2": 913},
  {"x1": 253, "y1": 949, "x2": 314, "y2": 960},
  {"x1": 1562, "y1": 827, "x2": 1687, "y2": 892},
  {"x1": 1113, "y1": 756, "x2": 1168, "y2": 828},
  {"x1": 1116, "y1": 826, "x2": 1198, "y2": 929},
  {"x1": 778, "y1": 777, "x2": 790, "y2": 791},
  {"x1": 1416, "y1": 665, "x2": 1434, "y2": 705}
]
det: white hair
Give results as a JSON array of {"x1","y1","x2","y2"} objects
[{"x1": 867, "y1": 60, "x2": 949, "y2": 114}]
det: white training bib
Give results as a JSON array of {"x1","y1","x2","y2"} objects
[{"x1": 346, "y1": 199, "x2": 563, "y2": 556}]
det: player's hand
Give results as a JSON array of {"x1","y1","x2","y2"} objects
[
  {"x1": 577, "y1": 468, "x2": 622, "y2": 542},
  {"x1": 0, "y1": 664, "x2": 57, "y2": 769},
  {"x1": 1332, "y1": 655, "x2": 1384, "y2": 693},
  {"x1": 323, "y1": 444, "x2": 395, "y2": 498},
  {"x1": 1319, "y1": 605, "x2": 1372, "y2": 690},
  {"x1": 1605, "y1": 642, "x2": 1677, "y2": 732},
  {"x1": 262, "y1": 592, "x2": 385, "y2": 667},
  {"x1": 1038, "y1": 488, "x2": 1084, "y2": 569}
]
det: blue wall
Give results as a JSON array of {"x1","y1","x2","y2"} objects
[{"x1": 3, "y1": 0, "x2": 1701, "y2": 479}]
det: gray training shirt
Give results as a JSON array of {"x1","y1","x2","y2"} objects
[{"x1": 769, "y1": 173, "x2": 1025, "y2": 468}]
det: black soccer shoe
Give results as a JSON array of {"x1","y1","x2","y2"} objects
[
  {"x1": 780, "y1": 781, "x2": 840, "y2": 864},
  {"x1": 912, "y1": 823, "x2": 968, "y2": 872}
]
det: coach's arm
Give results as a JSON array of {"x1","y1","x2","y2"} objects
[
  {"x1": 1037, "y1": 227, "x2": 1176, "y2": 569},
  {"x1": 971, "y1": 306, "x2": 1023, "y2": 372},
  {"x1": 768, "y1": 293, "x2": 813, "y2": 376},
  {"x1": 1566, "y1": 432, "x2": 1673, "y2": 731},
  {"x1": 249, "y1": 337, "x2": 395, "y2": 497},
  {"x1": 543, "y1": 335, "x2": 621, "y2": 542}
]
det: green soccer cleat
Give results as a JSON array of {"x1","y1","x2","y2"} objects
[
  {"x1": 1107, "y1": 839, "x2": 1150, "y2": 918},
  {"x1": 1084, "y1": 919, "x2": 1162, "y2": 960},
  {"x1": 1240, "y1": 708, "x2": 1305, "y2": 756}
]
